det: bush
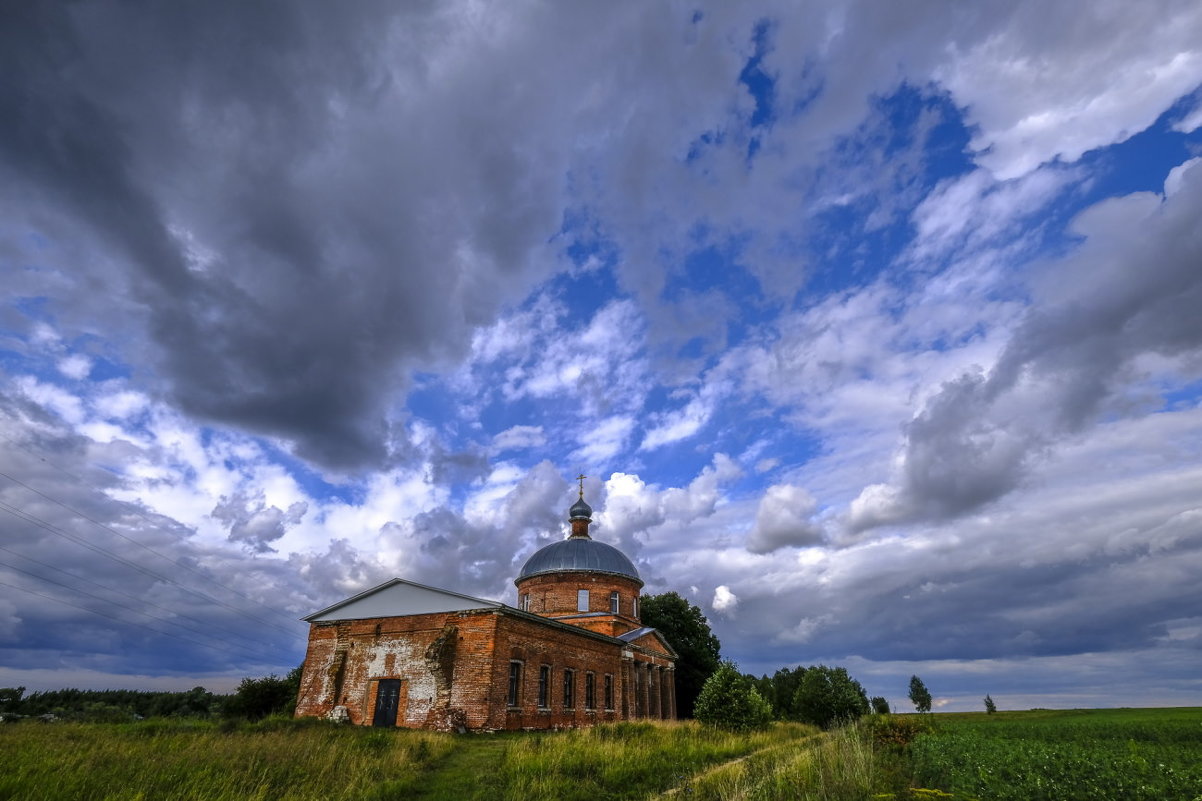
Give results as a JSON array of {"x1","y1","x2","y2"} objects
[
  {"x1": 222, "y1": 672, "x2": 299, "y2": 721},
  {"x1": 793, "y1": 665, "x2": 869, "y2": 729},
  {"x1": 694, "y1": 661, "x2": 773, "y2": 732},
  {"x1": 862, "y1": 713, "x2": 936, "y2": 748}
]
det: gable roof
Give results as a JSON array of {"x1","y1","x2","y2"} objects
[
  {"x1": 303, "y1": 578, "x2": 502, "y2": 622},
  {"x1": 302, "y1": 578, "x2": 677, "y2": 663},
  {"x1": 617, "y1": 626, "x2": 679, "y2": 659}
]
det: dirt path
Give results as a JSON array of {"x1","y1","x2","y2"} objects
[
  {"x1": 405, "y1": 734, "x2": 512, "y2": 800},
  {"x1": 648, "y1": 734, "x2": 823, "y2": 799}
]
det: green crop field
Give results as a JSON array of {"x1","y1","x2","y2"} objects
[
  {"x1": 903, "y1": 707, "x2": 1202, "y2": 801},
  {"x1": 1, "y1": 708, "x2": 1198, "y2": 801}
]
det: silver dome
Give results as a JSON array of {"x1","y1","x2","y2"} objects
[{"x1": 516, "y1": 537, "x2": 642, "y2": 585}]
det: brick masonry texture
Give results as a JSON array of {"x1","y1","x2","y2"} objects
[
  {"x1": 295, "y1": 495, "x2": 676, "y2": 731},
  {"x1": 515, "y1": 571, "x2": 642, "y2": 628},
  {"x1": 296, "y1": 603, "x2": 676, "y2": 731}
]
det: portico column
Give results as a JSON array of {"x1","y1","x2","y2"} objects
[{"x1": 668, "y1": 667, "x2": 676, "y2": 719}]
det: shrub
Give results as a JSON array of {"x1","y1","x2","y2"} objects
[
  {"x1": 222, "y1": 674, "x2": 297, "y2": 721},
  {"x1": 793, "y1": 665, "x2": 870, "y2": 729},
  {"x1": 694, "y1": 661, "x2": 773, "y2": 731}
]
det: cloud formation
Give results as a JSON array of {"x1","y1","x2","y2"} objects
[{"x1": 2, "y1": 1, "x2": 1201, "y2": 709}]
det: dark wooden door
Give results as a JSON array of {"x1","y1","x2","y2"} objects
[{"x1": 373, "y1": 679, "x2": 401, "y2": 727}]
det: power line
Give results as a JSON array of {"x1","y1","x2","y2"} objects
[
  {"x1": 0, "y1": 557, "x2": 286, "y2": 665},
  {"x1": 0, "y1": 434, "x2": 304, "y2": 628},
  {"x1": 0, "y1": 543, "x2": 290, "y2": 661},
  {"x1": 0, "y1": 578, "x2": 298, "y2": 669},
  {"x1": 0, "y1": 501, "x2": 299, "y2": 638}
]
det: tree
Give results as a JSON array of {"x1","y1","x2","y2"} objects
[
  {"x1": 0, "y1": 687, "x2": 25, "y2": 712},
  {"x1": 222, "y1": 673, "x2": 298, "y2": 721},
  {"x1": 793, "y1": 665, "x2": 869, "y2": 729},
  {"x1": 984, "y1": 694, "x2": 997, "y2": 714},
  {"x1": 870, "y1": 696, "x2": 890, "y2": 715},
  {"x1": 639, "y1": 592, "x2": 721, "y2": 718},
  {"x1": 767, "y1": 666, "x2": 808, "y2": 720},
  {"x1": 908, "y1": 675, "x2": 932, "y2": 713},
  {"x1": 693, "y1": 661, "x2": 772, "y2": 732}
]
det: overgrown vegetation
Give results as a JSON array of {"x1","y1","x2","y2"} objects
[
  {"x1": 639, "y1": 591, "x2": 722, "y2": 718},
  {"x1": 792, "y1": 664, "x2": 869, "y2": 730},
  {"x1": 2, "y1": 707, "x2": 1198, "y2": 800},
  {"x1": 221, "y1": 667, "x2": 303, "y2": 721},
  {"x1": 0, "y1": 717, "x2": 812, "y2": 801},
  {"x1": 693, "y1": 661, "x2": 773, "y2": 732},
  {"x1": 0, "y1": 716, "x2": 453, "y2": 801}
]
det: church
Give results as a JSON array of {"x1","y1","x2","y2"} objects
[{"x1": 294, "y1": 485, "x2": 677, "y2": 730}]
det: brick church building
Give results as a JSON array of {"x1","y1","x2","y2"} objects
[{"x1": 294, "y1": 487, "x2": 677, "y2": 730}]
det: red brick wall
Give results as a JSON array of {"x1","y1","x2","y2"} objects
[
  {"x1": 515, "y1": 571, "x2": 642, "y2": 622},
  {"x1": 294, "y1": 610, "x2": 501, "y2": 731},
  {"x1": 295, "y1": 606, "x2": 676, "y2": 730},
  {"x1": 485, "y1": 612, "x2": 629, "y2": 730}
]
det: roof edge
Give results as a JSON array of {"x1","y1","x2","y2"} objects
[
  {"x1": 514, "y1": 567, "x2": 645, "y2": 588},
  {"x1": 301, "y1": 577, "x2": 503, "y2": 622}
]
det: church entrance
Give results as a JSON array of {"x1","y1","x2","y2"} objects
[{"x1": 373, "y1": 679, "x2": 401, "y2": 727}]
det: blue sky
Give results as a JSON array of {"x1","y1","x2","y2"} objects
[{"x1": 2, "y1": 1, "x2": 1202, "y2": 712}]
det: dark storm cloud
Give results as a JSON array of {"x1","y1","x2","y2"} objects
[
  {"x1": 849, "y1": 162, "x2": 1202, "y2": 531},
  {"x1": 4, "y1": 1, "x2": 719, "y2": 470},
  {"x1": 0, "y1": 395, "x2": 310, "y2": 676}
]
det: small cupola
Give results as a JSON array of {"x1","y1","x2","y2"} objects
[{"x1": 569, "y1": 473, "x2": 592, "y2": 538}]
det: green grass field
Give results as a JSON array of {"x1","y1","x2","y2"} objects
[{"x1": 0, "y1": 708, "x2": 1198, "y2": 801}]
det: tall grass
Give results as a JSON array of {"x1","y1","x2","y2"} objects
[
  {"x1": 679, "y1": 720, "x2": 893, "y2": 801},
  {"x1": 496, "y1": 720, "x2": 817, "y2": 801},
  {"x1": 7, "y1": 708, "x2": 1196, "y2": 801},
  {"x1": 0, "y1": 716, "x2": 453, "y2": 801}
]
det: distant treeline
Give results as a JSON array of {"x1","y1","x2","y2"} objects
[
  {"x1": 0, "y1": 666, "x2": 302, "y2": 722},
  {"x1": 0, "y1": 686, "x2": 220, "y2": 721}
]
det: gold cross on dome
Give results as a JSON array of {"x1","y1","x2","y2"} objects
[{"x1": 576, "y1": 473, "x2": 587, "y2": 497}]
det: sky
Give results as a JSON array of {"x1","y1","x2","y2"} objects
[{"x1": 2, "y1": 1, "x2": 1201, "y2": 713}]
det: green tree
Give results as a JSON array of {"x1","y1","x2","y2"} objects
[
  {"x1": 870, "y1": 695, "x2": 890, "y2": 714},
  {"x1": 693, "y1": 661, "x2": 772, "y2": 732},
  {"x1": 984, "y1": 694, "x2": 997, "y2": 714},
  {"x1": 0, "y1": 686, "x2": 25, "y2": 713},
  {"x1": 793, "y1": 664, "x2": 869, "y2": 729},
  {"x1": 766, "y1": 666, "x2": 808, "y2": 719},
  {"x1": 222, "y1": 673, "x2": 297, "y2": 721},
  {"x1": 908, "y1": 675, "x2": 932, "y2": 713},
  {"x1": 639, "y1": 592, "x2": 720, "y2": 718}
]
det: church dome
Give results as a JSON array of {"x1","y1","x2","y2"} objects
[
  {"x1": 517, "y1": 537, "x2": 643, "y2": 586},
  {"x1": 569, "y1": 496, "x2": 593, "y2": 520}
]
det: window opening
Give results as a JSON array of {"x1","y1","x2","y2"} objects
[
  {"x1": 507, "y1": 661, "x2": 522, "y2": 707},
  {"x1": 563, "y1": 669, "x2": 575, "y2": 709},
  {"x1": 585, "y1": 672, "x2": 595, "y2": 709},
  {"x1": 538, "y1": 665, "x2": 550, "y2": 708},
  {"x1": 577, "y1": 589, "x2": 589, "y2": 612}
]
